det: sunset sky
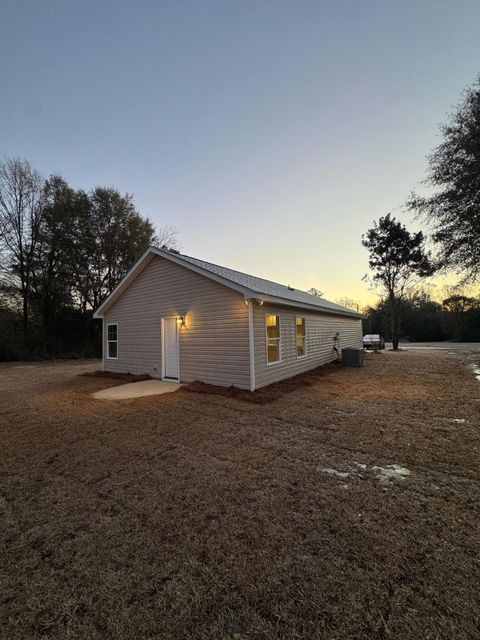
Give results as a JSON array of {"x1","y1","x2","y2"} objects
[{"x1": 1, "y1": 1, "x2": 480, "y2": 305}]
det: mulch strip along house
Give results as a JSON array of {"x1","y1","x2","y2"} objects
[{"x1": 93, "y1": 246, "x2": 363, "y2": 390}]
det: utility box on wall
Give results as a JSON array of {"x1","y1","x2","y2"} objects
[{"x1": 341, "y1": 347, "x2": 365, "y2": 367}]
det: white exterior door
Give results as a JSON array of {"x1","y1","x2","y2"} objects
[{"x1": 162, "y1": 317, "x2": 179, "y2": 380}]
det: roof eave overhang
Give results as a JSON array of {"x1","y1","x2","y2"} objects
[{"x1": 247, "y1": 294, "x2": 364, "y2": 319}]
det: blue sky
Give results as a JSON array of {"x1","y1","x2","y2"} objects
[{"x1": 1, "y1": 0, "x2": 479, "y2": 303}]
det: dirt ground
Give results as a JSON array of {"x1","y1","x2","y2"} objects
[{"x1": 0, "y1": 351, "x2": 479, "y2": 640}]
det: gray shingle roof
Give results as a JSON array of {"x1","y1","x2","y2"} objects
[{"x1": 176, "y1": 252, "x2": 361, "y2": 318}]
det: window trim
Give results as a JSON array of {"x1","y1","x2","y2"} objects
[
  {"x1": 107, "y1": 323, "x2": 118, "y2": 360},
  {"x1": 265, "y1": 313, "x2": 282, "y2": 366},
  {"x1": 296, "y1": 316, "x2": 307, "y2": 359}
]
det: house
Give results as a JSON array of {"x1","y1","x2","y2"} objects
[{"x1": 93, "y1": 246, "x2": 363, "y2": 390}]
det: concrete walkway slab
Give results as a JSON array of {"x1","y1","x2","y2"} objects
[{"x1": 92, "y1": 379, "x2": 183, "y2": 400}]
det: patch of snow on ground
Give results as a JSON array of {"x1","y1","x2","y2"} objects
[
  {"x1": 316, "y1": 467, "x2": 352, "y2": 479},
  {"x1": 468, "y1": 364, "x2": 480, "y2": 380},
  {"x1": 317, "y1": 461, "x2": 411, "y2": 488},
  {"x1": 372, "y1": 464, "x2": 411, "y2": 486}
]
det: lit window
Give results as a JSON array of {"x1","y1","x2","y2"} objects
[
  {"x1": 266, "y1": 315, "x2": 280, "y2": 364},
  {"x1": 107, "y1": 324, "x2": 118, "y2": 358},
  {"x1": 296, "y1": 317, "x2": 306, "y2": 357}
]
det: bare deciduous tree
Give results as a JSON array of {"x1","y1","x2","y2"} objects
[
  {"x1": 156, "y1": 225, "x2": 179, "y2": 251},
  {"x1": 335, "y1": 297, "x2": 361, "y2": 313},
  {"x1": 0, "y1": 159, "x2": 44, "y2": 345}
]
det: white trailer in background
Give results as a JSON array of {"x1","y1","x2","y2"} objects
[{"x1": 363, "y1": 334, "x2": 385, "y2": 351}]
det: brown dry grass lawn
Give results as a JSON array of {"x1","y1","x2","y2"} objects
[{"x1": 1, "y1": 351, "x2": 479, "y2": 639}]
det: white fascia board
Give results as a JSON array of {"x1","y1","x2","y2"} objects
[{"x1": 256, "y1": 294, "x2": 364, "y2": 319}]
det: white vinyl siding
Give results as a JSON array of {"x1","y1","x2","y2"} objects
[
  {"x1": 102, "y1": 255, "x2": 250, "y2": 388},
  {"x1": 253, "y1": 304, "x2": 363, "y2": 389}
]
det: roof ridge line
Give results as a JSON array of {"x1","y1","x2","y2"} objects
[{"x1": 177, "y1": 251, "x2": 313, "y2": 296}]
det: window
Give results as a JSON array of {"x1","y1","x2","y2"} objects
[
  {"x1": 107, "y1": 324, "x2": 118, "y2": 358},
  {"x1": 266, "y1": 314, "x2": 281, "y2": 364},
  {"x1": 296, "y1": 317, "x2": 306, "y2": 357}
]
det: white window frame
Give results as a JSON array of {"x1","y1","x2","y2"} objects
[
  {"x1": 296, "y1": 316, "x2": 307, "y2": 359},
  {"x1": 265, "y1": 314, "x2": 281, "y2": 366},
  {"x1": 107, "y1": 323, "x2": 118, "y2": 359}
]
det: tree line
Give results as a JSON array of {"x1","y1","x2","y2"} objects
[
  {"x1": 363, "y1": 290, "x2": 480, "y2": 343},
  {"x1": 362, "y1": 76, "x2": 480, "y2": 347},
  {"x1": 0, "y1": 159, "x2": 176, "y2": 360}
]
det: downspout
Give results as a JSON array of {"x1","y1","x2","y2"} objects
[
  {"x1": 101, "y1": 318, "x2": 105, "y2": 371},
  {"x1": 333, "y1": 332, "x2": 341, "y2": 361},
  {"x1": 248, "y1": 300, "x2": 255, "y2": 391}
]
